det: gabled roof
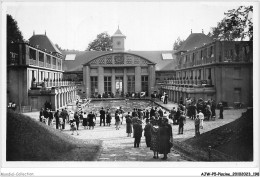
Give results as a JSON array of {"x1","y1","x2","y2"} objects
[
  {"x1": 62, "y1": 50, "x2": 177, "y2": 72},
  {"x1": 29, "y1": 34, "x2": 62, "y2": 54},
  {"x1": 177, "y1": 33, "x2": 213, "y2": 53}
]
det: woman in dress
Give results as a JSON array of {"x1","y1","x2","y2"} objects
[
  {"x1": 115, "y1": 113, "x2": 120, "y2": 130},
  {"x1": 106, "y1": 111, "x2": 111, "y2": 126},
  {"x1": 82, "y1": 112, "x2": 88, "y2": 129},
  {"x1": 150, "y1": 119, "x2": 159, "y2": 159},
  {"x1": 144, "y1": 119, "x2": 152, "y2": 147},
  {"x1": 88, "y1": 111, "x2": 95, "y2": 130},
  {"x1": 158, "y1": 118, "x2": 173, "y2": 160},
  {"x1": 125, "y1": 112, "x2": 132, "y2": 137}
]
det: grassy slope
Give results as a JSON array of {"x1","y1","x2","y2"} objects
[
  {"x1": 7, "y1": 110, "x2": 102, "y2": 161},
  {"x1": 174, "y1": 109, "x2": 253, "y2": 161}
]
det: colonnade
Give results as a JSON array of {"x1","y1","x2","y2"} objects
[{"x1": 52, "y1": 88, "x2": 77, "y2": 110}]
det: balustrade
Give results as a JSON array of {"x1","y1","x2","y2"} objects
[
  {"x1": 29, "y1": 59, "x2": 37, "y2": 66},
  {"x1": 39, "y1": 61, "x2": 44, "y2": 67}
]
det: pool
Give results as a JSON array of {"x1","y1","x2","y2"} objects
[{"x1": 84, "y1": 99, "x2": 156, "y2": 114}]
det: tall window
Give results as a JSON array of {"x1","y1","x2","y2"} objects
[
  {"x1": 91, "y1": 77, "x2": 98, "y2": 95},
  {"x1": 46, "y1": 55, "x2": 51, "y2": 64},
  {"x1": 234, "y1": 88, "x2": 241, "y2": 102},
  {"x1": 104, "y1": 76, "x2": 112, "y2": 95},
  {"x1": 141, "y1": 76, "x2": 148, "y2": 95},
  {"x1": 209, "y1": 46, "x2": 214, "y2": 57},
  {"x1": 39, "y1": 52, "x2": 44, "y2": 62},
  {"x1": 127, "y1": 76, "x2": 135, "y2": 93},
  {"x1": 52, "y1": 57, "x2": 56, "y2": 65},
  {"x1": 40, "y1": 71, "x2": 44, "y2": 81},
  {"x1": 29, "y1": 48, "x2": 36, "y2": 60},
  {"x1": 234, "y1": 67, "x2": 241, "y2": 79}
]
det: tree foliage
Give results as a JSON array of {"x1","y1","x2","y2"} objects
[
  {"x1": 7, "y1": 14, "x2": 24, "y2": 44},
  {"x1": 208, "y1": 6, "x2": 253, "y2": 41},
  {"x1": 173, "y1": 37, "x2": 185, "y2": 50},
  {"x1": 86, "y1": 32, "x2": 112, "y2": 51}
]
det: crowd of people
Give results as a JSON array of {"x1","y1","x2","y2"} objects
[
  {"x1": 120, "y1": 107, "x2": 173, "y2": 160},
  {"x1": 37, "y1": 96, "x2": 225, "y2": 160},
  {"x1": 168, "y1": 97, "x2": 224, "y2": 137}
]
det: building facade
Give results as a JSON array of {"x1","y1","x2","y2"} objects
[
  {"x1": 7, "y1": 34, "x2": 77, "y2": 111},
  {"x1": 82, "y1": 29, "x2": 156, "y2": 98},
  {"x1": 160, "y1": 33, "x2": 253, "y2": 107},
  {"x1": 63, "y1": 28, "x2": 175, "y2": 98}
]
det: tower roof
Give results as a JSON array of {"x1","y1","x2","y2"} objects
[
  {"x1": 28, "y1": 34, "x2": 62, "y2": 54},
  {"x1": 112, "y1": 27, "x2": 126, "y2": 38}
]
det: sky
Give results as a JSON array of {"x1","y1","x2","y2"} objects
[{"x1": 4, "y1": 1, "x2": 254, "y2": 51}]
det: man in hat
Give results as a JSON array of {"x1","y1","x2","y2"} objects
[
  {"x1": 144, "y1": 119, "x2": 152, "y2": 147},
  {"x1": 178, "y1": 111, "x2": 186, "y2": 134},
  {"x1": 99, "y1": 107, "x2": 106, "y2": 126},
  {"x1": 133, "y1": 119, "x2": 143, "y2": 148}
]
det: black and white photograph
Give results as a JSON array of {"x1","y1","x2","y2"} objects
[{"x1": 1, "y1": 0, "x2": 259, "y2": 176}]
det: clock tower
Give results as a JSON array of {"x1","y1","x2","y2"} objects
[{"x1": 112, "y1": 27, "x2": 126, "y2": 52}]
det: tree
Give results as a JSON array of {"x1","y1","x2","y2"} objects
[
  {"x1": 208, "y1": 6, "x2": 253, "y2": 41},
  {"x1": 7, "y1": 14, "x2": 24, "y2": 44},
  {"x1": 173, "y1": 37, "x2": 185, "y2": 50},
  {"x1": 86, "y1": 32, "x2": 112, "y2": 51}
]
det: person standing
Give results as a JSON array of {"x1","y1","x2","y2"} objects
[
  {"x1": 150, "y1": 107, "x2": 155, "y2": 118},
  {"x1": 145, "y1": 109, "x2": 150, "y2": 120},
  {"x1": 43, "y1": 108, "x2": 49, "y2": 125},
  {"x1": 106, "y1": 111, "x2": 112, "y2": 126},
  {"x1": 125, "y1": 112, "x2": 132, "y2": 137},
  {"x1": 198, "y1": 110, "x2": 204, "y2": 129},
  {"x1": 82, "y1": 112, "x2": 88, "y2": 129},
  {"x1": 39, "y1": 108, "x2": 44, "y2": 122},
  {"x1": 211, "y1": 99, "x2": 216, "y2": 120},
  {"x1": 178, "y1": 111, "x2": 186, "y2": 134},
  {"x1": 219, "y1": 102, "x2": 224, "y2": 119},
  {"x1": 158, "y1": 108, "x2": 163, "y2": 118},
  {"x1": 88, "y1": 111, "x2": 95, "y2": 130},
  {"x1": 54, "y1": 110, "x2": 60, "y2": 129},
  {"x1": 150, "y1": 121, "x2": 159, "y2": 159},
  {"x1": 190, "y1": 104, "x2": 197, "y2": 120},
  {"x1": 48, "y1": 109, "x2": 53, "y2": 126},
  {"x1": 74, "y1": 112, "x2": 80, "y2": 130},
  {"x1": 119, "y1": 107, "x2": 125, "y2": 124},
  {"x1": 194, "y1": 114, "x2": 200, "y2": 137},
  {"x1": 158, "y1": 118, "x2": 173, "y2": 160},
  {"x1": 144, "y1": 119, "x2": 152, "y2": 147},
  {"x1": 99, "y1": 107, "x2": 106, "y2": 126},
  {"x1": 133, "y1": 120, "x2": 143, "y2": 148},
  {"x1": 164, "y1": 93, "x2": 168, "y2": 104},
  {"x1": 115, "y1": 113, "x2": 120, "y2": 130}
]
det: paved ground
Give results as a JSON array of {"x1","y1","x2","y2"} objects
[{"x1": 23, "y1": 99, "x2": 246, "y2": 161}]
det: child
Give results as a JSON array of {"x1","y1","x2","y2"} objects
[{"x1": 70, "y1": 119, "x2": 79, "y2": 135}]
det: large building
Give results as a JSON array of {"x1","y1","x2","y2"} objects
[
  {"x1": 63, "y1": 28, "x2": 176, "y2": 98},
  {"x1": 160, "y1": 32, "x2": 253, "y2": 107},
  {"x1": 7, "y1": 33, "x2": 77, "y2": 111}
]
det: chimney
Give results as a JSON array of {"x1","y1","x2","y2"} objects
[
  {"x1": 191, "y1": 29, "x2": 192, "y2": 34},
  {"x1": 202, "y1": 29, "x2": 204, "y2": 34},
  {"x1": 33, "y1": 30, "x2": 35, "y2": 36},
  {"x1": 45, "y1": 30, "x2": 46, "y2": 35}
]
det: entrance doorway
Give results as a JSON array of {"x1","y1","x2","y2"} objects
[{"x1": 115, "y1": 76, "x2": 123, "y2": 97}]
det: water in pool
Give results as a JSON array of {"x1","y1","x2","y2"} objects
[{"x1": 74, "y1": 100, "x2": 157, "y2": 114}]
